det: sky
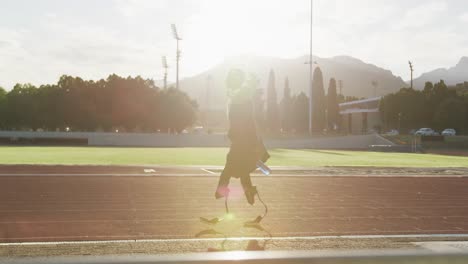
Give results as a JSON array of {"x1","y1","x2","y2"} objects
[{"x1": 1, "y1": 0, "x2": 468, "y2": 89}]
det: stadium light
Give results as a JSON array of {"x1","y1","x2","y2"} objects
[
  {"x1": 308, "y1": 0, "x2": 314, "y2": 135},
  {"x1": 161, "y1": 56, "x2": 168, "y2": 89},
  {"x1": 171, "y1": 24, "x2": 182, "y2": 89},
  {"x1": 171, "y1": 24, "x2": 181, "y2": 40}
]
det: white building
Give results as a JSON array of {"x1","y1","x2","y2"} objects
[{"x1": 339, "y1": 97, "x2": 382, "y2": 134}]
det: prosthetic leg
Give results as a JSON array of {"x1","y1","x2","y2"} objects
[
  {"x1": 201, "y1": 188, "x2": 268, "y2": 226},
  {"x1": 244, "y1": 187, "x2": 268, "y2": 226},
  {"x1": 200, "y1": 169, "x2": 232, "y2": 225},
  {"x1": 240, "y1": 172, "x2": 268, "y2": 224},
  {"x1": 200, "y1": 193, "x2": 230, "y2": 225},
  {"x1": 201, "y1": 169, "x2": 269, "y2": 225}
]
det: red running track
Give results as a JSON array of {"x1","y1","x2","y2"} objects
[{"x1": 1, "y1": 172, "x2": 468, "y2": 242}]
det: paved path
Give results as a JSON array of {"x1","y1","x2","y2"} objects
[{"x1": 1, "y1": 172, "x2": 468, "y2": 243}]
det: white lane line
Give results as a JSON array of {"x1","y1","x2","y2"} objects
[
  {"x1": 0, "y1": 173, "x2": 211, "y2": 177},
  {"x1": 4, "y1": 205, "x2": 468, "y2": 213},
  {"x1": 0, "y1": 173, "x2": 467, "y2": 177},
  {"x1": 414, "y1": 241, "x2": 468, "y2": 252},
  {"x1": 2, "y1": 234, "x2": 468, "y2": 246},
  {"x1": 2, "y1": 215, "x2": 468, "y2": 224},
  {"x1": 200, "y1": 168, "x2": 216, "y2": 175}
]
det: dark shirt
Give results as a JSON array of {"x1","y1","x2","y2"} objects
[
  {"x1": 227, "y1": 100, "x2": 258, "y2": 148},
  {"x1": 223, "y1": 99, "x2": 269, "y2": 176}
]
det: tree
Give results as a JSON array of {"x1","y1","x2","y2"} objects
[
  {"x1": 292, "y1": 92, "x2": 309, "y2": 133},
  {"x1": 380, "y1": 79, "x2": 468, "y2": 134},
  {"x1": 0, "y1": 87, "x2": 7, "y2": 129},
  {"x1": 253, "y1": 89, "x2": 265, "y2": 132},
  {"x1": 422, "y1": 80, "x2": 456, "y2": 128},
  {"x1": 433, "y1": 98, "x2": 466, "y2": 132},
  {"x1": 35, "y1": 84, "x2": 63, "y2": 131},
  {"x1": 280, "y1": 77, "x2": 293, "y2": 133},
  {"x1": 266, "y1": 69, "x2": 279, "y2": 133},
  {"x1": 243, "y1": 74, "x2": 265, "y2": 132},
  {"x1": 158, "y1": 88, "x2": 198, "y2": 133},
  {"x1": 0, "y1": 74, "x2": 197, "y2": 133},
  {"x1": 464, "y1": 95, "x2": 468, "y2": 132},
  {"x1": 423, "y1": 81, "x2": 434, "y2": 94},
  {"x1": 311, "y1": 67, "x2": 326, "y2": 133},
  {"x1": 380, "y1": 88, "x2": 426, "y2": 132},
  {"x1": 327, "y1": 78, "x2": 340, "y2": 131},
  {"x1": 5, "y1": 83, "x2": 39, "y2": 130}
]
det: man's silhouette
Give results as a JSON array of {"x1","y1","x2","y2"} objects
[{"x1": 215, "y1": 69, "x2": 269, "y2": 205}]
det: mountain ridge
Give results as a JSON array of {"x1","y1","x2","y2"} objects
[
  {"x1": 413, "y1": 57, "x2": 468, "y2": 88},
  {"x1": 179, "y1": 54, "x2": 406, "y2": 110}
]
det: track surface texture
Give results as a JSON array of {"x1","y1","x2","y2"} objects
[{"x1": 1, "y1": 165, "x2": 468, "y2": 245}]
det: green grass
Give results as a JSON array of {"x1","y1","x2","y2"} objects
[{"x1": 0, "y1": 146, "x2": 468, "y2": 167}]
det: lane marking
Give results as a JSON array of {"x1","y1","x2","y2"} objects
[
  {"x1": 200, "y1": 168, "x2": 216, "y2": 175},
  {"x1": 0, "y1": 173, "x2": 467, "y2": 177},
  {"x1": 414, "y1": 241, "x2": 468, "y2": 252},
  {"x1": 2, "y1": 234, "x2": 468, "y2": 246},
  {"x1": 3, "y1": 205, "x2": 468, "y2": 213},
  {"x1": 1, "y1": 215, "x2": 468, "y2": 224},
  {"x1": 0, "y1": 173, "x2": 210, "y2": 177}
]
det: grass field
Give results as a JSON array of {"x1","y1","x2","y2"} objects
[{"x1": 0, "y1": 146, "x2": 468, "y2": 167}]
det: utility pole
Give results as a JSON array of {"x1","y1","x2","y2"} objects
[
  {"x1": 308, "y1": 0, "x2": 314, "y2": 135},
  {"x1": 171, "y1": 24, "x2": 182, "y2": 89},
  {"x1": 161, "y1": 56, "x2": 168, "y2": 89},
  {"x1": 398, "y1": 112, "x2": 402, "y2": 132},
  {"x1": 409, "y1": 61, "x2": 414, "y2": 89},
  {"x1": 338, "y1": 80, "x2": 343, "y2": 95}
]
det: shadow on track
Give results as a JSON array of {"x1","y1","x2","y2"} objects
[{"x1": 194, "y1": 221, "x2": 272, "y2": 252}]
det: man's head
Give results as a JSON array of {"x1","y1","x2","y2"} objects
[
  {"x1": 226, "y1": 69, "x2": 257, "y2": 102},
  {"x1": 226, "y1": 69, "x2": 245, "y2": 94}
]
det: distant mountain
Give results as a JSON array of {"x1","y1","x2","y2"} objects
[
  {"x1": 413, "y1": 57, "x2": 468, "y2": 89},
  {"x1": 178, "y1": 55, "x2": 406, "y2": 110}
]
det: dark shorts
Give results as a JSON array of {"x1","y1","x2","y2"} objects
[{"x1": 222, "y1": 141, "x2": 270, "y2": 178}]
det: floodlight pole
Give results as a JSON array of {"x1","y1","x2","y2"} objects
[
  {"x1": 162, "y1": 56, "x2": 168, "y2": 89},
  {"x1": 164, "y1": 67, "x2": 168, "y2": 90},
  {"x1": 308, "y1": 0, "x2": 314, "y2": 135},
  {"x1": 409, "y1": 61, "x2": 414, "y2": 89},
  {"x1": 171, "y1": 24, "x2": 182, "y2": 89},
  {"x1": 176, "y1": 39, "x2": 180, "y2": 89}
]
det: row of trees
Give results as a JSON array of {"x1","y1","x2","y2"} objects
[
  {"x1": 260, "y1": 67, "x2": 341, "y2": 134},
  {"x1": 0, "y1": 75, "x2": 197, "y2": 132},
  {"x1": 380, "y1": 80, "x2": 468, "y2": 133},
  {"x1": 0, "y1": 68, "x2": 357, "y2": 135}
]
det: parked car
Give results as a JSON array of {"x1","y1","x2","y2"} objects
[
  {"x1": 192, "y1": 126, "x2": 205, "y2": 134},
  {"x1": 414, "y1": 128, "x2": 438, "y2": 136},
  {"x1": 441, "y1": 128, "x2": 456, "y2": 136},
  {"x1": 384, "y1": 129, "x2": 399, "y2": 136}
]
